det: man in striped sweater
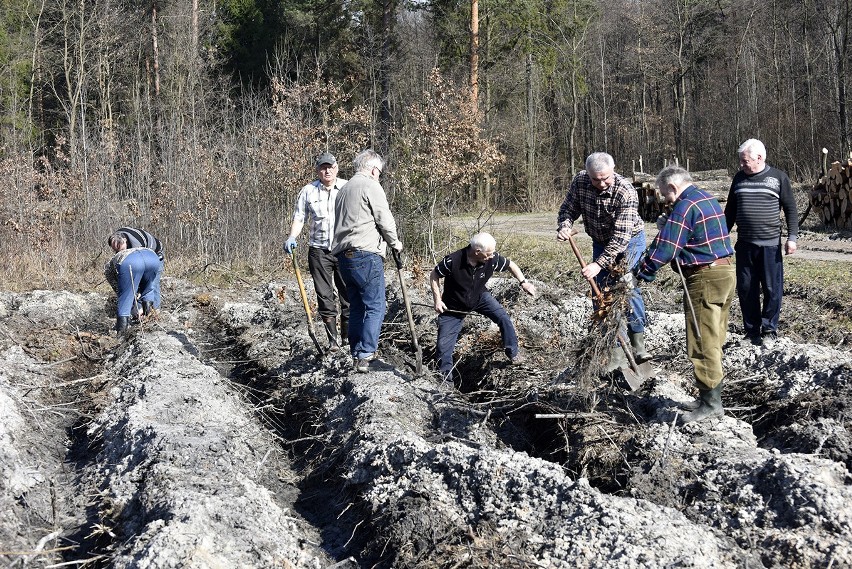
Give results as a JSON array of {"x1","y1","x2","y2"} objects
[{"x1": 724, "y1": 139, "x2": 798, "y2": 346}]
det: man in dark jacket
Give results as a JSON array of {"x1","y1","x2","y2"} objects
[
  {"x1": 725, "y1": 139, "x2": 798, "y2": 346},
  {"x1": 112, "y1": 226, "x2": 164, "y2": 261},
  {"x1": 429, "y1": 232, "x2": 536, "y2": 381}
]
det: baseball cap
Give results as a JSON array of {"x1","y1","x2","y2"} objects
[{"x1": 315, "y1": 152, "x2": 337, "y2": 168}]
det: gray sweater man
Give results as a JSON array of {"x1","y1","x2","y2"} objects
[
  {"x1": 724, "y1": 138, "x2": 798, "y2": 344},
  {"x1": 332, "y1": 149, "x2": 402, "y2": 372}
]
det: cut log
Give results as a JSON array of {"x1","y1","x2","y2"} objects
[{"x1": 811, "y1": 156, "x2": 852, "y2": 228}]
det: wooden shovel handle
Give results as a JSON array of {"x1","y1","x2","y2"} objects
[{"x1": 567, "y1": 233, "x2": 605, "y2": 301}]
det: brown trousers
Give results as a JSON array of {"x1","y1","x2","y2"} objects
[{"x1": 684, "y1": 265, "x2": 736, "y2": 389}]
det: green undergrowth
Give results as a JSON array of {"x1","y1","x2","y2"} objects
[{"x1": 782, "y1": 258, "x2": 852, "y2": 346}]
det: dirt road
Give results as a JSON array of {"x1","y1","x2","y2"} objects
[{"x1": 473, "y1": 212, "x2": 852, "y2": 263}]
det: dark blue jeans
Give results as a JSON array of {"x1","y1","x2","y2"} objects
[
  {"x1": 336, "y1": 250, "x2": 386, "y2": 359},
  {"x1": 436, "y1": 291, "x2": 519, "y2": 375},
  {"x1": 116, "y1": 249, "x2": 162, "y2": 317},
  {"x1": 592, "y1": 230, "x2": 647, "y2": 334},
  {"x1": 734, "y1": 241, "x2": 783, "y2": 336}
]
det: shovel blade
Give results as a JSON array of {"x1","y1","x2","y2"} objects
[
  {"x1": 307, "y1": 328, "x2": 325, "y2": 358},
  {"x1": 637, "y1": 360, "x2": 655, "y2": 379},
  {"x1": 415, "y1": 346, "x2": 423, "y2": 375},
  {"x1": 620, "y1": 365, "x2": 644, "y2": 391}
]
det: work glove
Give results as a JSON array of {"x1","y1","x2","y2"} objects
[
  {"x1": 284, "y1": 237, "x2": 297, "y2": 253},
  {"x1": 656, "y1": 213, "x2": 669, "y2": 231},
  {"x1": 621, "y1": 271, "x2": 635, "y2": 288},
  {"x1": 391, "y1": 248, "x2": 404, "y2": 270}
]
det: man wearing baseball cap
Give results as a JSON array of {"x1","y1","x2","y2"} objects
[{"x1": 284, "y1": 151, "x2": 350, "y2": 351}]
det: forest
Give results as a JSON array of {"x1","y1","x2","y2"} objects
[{"x1": 0, "y1": 0, "x2": 850, "y2": 281}]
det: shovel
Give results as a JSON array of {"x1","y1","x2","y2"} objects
[
  {"x1": 566, "y1": 232, "x2": 652, "y2": 391},
  {"x1": 392, "y1": 249, "x2": 423, "y2": 374},
  {"x1": 290, "y1": 250, "x2": 325, "y2": 357}
]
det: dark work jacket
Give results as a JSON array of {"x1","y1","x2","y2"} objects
[
  {"x1": 115, "y1": 227, "x2": 164, "y2": 261},
  {"x1": 434, "y1": 246, "x2": 512, "y2": 311}
]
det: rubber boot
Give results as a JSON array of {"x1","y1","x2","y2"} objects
[
  {"x1": 603, "y1": 341, "x2": 627, "y2": 373},
  {"x1": 115, "y1": 316, "x2": 130, "y2": 334},
  {"x1": 340, "y1": 315, "x2": 349, "y2": 346},
  {"x1": 323, "y1": 317, "x2": 340, "y2": 352},
  {"x1": 141, "y1": 300, "x2": 154, "y2": 316},
  {"x1": 679, "y1": 383, "x2": 724, "y2": 425},
  {"x1": 629, "y1": 331, "x2": 651, "y2": 363},
  {"x1": 678, "y1": 398, "x2": 701, "y2": 412}
]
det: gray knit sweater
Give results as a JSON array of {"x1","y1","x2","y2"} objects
[{"x1": 724, "y1": 165, "x2": 798, "y2": 247}]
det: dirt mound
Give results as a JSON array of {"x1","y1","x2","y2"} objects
[
  {"x1": 0, "y1": 274, "x2": 850, "y2": 567},
  {"x1": 82, "y1": 332, "x2": 330, "y2": 567}
]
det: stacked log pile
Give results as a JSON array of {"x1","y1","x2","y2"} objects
[
  {"x1": 810, "y1": 157, "x2": 852, "y2": 229},
  {"x1": 632, "y1": 168, "x2": 730, "y2": 222}
]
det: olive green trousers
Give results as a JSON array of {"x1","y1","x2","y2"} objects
[{"x1": 684, "y1": 265, "x2": 736, "y2": 389}]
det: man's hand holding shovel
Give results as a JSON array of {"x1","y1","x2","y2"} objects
[{"x1": 557, "y1": 224, "x2": 602, "y2": 280}]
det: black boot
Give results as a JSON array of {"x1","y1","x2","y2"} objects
[
  {"x1": 679, "y1": 383, "x2": 724, "y2": 425},
  {"x1": 141, "y1": 300, "x2": 154, "y2": 316},
  {"x1": 115, "y1": 316, "x2": 130, "y2": 333},
  {"x1": 323, "y1": 317, "x2": 340, "y2": 352},
  {"x1": 340, "y1": 315, "x2": 349, "y2": 347}
]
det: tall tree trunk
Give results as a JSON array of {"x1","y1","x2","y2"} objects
[
  {"x1": 481, "y1": 12, "x2": 492, "y2": 208},
  {"x1": 470, "y1": 0, "x2": 479, "y2": 114},
  {"x1": 61, "y1": 0, "x2": 90, "y2": 165},
  {"x1": 379, "y1": 0, "x2": 394, "y2": 154},
  {"x1": 526, "y1": 23, "x2": 535, "y2": 209},
  {"x1": 674, "y1": 70, "x2": 687, "y2": 162},
  {"x1": 637, "y1": 2, "x2": 649, "y2": 164},
  {"x1": 28, "y1": 0, "x2": 47, "y2": 147},
  {"x1": 771, "y1": 0, "x2": 784, "y2": 155},
  {"x1": 598, "y1": 36, "x2": 608, "y2": 150},
  {"x1": 470, "y1": 0, "x2": 481, "y2": 206},
  {"x1": 802, "y1": 12, "x2": 817, "y2": 155},
  {"x1": 151, "y1": 0, "x2": 161, "y2": 98},
  {"x1": 569, "y1": 61, "x2": 579, "y2": 173},
  {"x1": 192, "y1": 0, "x2": 199, "y2": 57},
  {"x1": 831, "y1": 1, "x2": 850, "y2": 153}
]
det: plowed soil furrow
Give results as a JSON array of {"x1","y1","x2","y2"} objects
[{"x1": 1, "y1": 272, "x2": 851, "y2": 568}]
